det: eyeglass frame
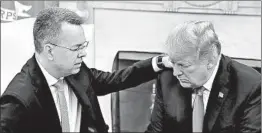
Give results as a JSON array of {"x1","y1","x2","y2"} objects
[{"x1": 49, "y1": 41, "x2": 89, "y2": 52}]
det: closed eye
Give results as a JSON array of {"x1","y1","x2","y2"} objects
[
  {"x1": 177, "y1": 63, "x2": 191, "y2": 68},
  {"x1": 71, "y1": 41, "x2": 89, "y2": 51},
  {"x1": 72, "y1": 44, "x2": 82, "y2": 49}
]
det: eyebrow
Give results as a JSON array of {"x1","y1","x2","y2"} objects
[
  {"x1": 178, "y1": 62, "x2": 192, "y2": 66},
  {"x1": 73, "y1": 44, "x2": 82, "y2": 47},
  {"x1": 73, "y1": 41, "x2": 87, "y2": 47},
  {"x1": 172, "y1": 60, "x2": 191, "y2": 65}
]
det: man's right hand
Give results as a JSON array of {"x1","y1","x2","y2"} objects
[{"x1": 162, "y1": 55, "x2": 173, "y2": 69}]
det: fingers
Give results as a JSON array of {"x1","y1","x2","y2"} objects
[{"x1": 162, "y1": 56, "x2": 173, "y2": 68}]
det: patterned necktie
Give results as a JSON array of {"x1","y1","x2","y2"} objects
[
  {"x1": 193, "y1": 86, "x2": 205, "y2": 132},
  {"x1": 54, "y1": 79, "x2": 70, "y2": 132}
]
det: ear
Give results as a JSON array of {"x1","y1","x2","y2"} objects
[
  {"x1": 206, "y1": 53, "x2": 219, "y2": 69},
  {"x1": 44, "y1": 44, "x2": 54, "y2": 61}
]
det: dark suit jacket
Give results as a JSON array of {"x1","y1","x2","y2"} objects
[
  {"x1": 0, "y1": 55, "x2": 157, "y2": 133},
  {"x1": 146, "y1": 55, "x2": 261, "y2": 133}
]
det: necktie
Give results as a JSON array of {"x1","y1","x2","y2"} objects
[
  {"x1": 193, "y1": 86, "x2": 205, "y2": 132},
  {"x1": 54, "y1": 79, "x2": 70, "y2": 132}
]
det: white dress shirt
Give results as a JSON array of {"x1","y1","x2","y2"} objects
[
  {"x1": 152, "y1": 56, "x2": 171, "y2": 72},
  {"x1": 192, "y1": 55, "x2": 221, "y2": 114},
  {"x1": 152, "y1": 56, "x2": 162, "y2": 72},
  {"x1": 36, "y1": 59, "x2": 82, "y2": 132}
]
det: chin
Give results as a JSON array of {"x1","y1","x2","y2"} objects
[
  {"x1": 72, "y1": 68, "x2": 80, "y2": 74},
  {"x1": 179, "y1": 82, "x2": 193, "y2": 88}
]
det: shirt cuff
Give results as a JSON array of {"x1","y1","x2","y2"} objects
[{"x1": 152, "y1": 56, "x2": 162, "y2": 72}]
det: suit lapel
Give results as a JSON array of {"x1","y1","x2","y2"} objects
[
  {"x1": 204, "y1": 85, "x2": 230, "y2": 132},
  {"x1": 203, "y1": 55, "x2": 231, "y2": 133},
  {"x1": 29, "y1": 55, "x2": 97, "y2": 132},
  {"x1": 65, "y1": 73, "x2": 97, "y2": 122},
  {"x1": 29, "y1": 55, "x2": 62, "y2": 132}
]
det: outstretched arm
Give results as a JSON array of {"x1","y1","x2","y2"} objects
[
  {"x1": 91, "y1": 58, "x2": 157, "y2": 95},
  {"x1": 89, "y1": 55, "x2": 171, "y2": 96}
]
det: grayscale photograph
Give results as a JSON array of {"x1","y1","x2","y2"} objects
[{"x1": 0, "y1": 1, "x2": 261, "y2": 133}]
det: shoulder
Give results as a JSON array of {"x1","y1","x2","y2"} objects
[
  {"x1": 1, "y1": 62, "x2": 35, "y2": 109},
  {"x1": 227, "y1": 56, "x2": 260, "y2": 85},
  {"x1": 223, "y1": 55, "x2": 261, "y2": 93},
  {"x1": 77, "y1": 62, "x2": 94, "y2": 80}
]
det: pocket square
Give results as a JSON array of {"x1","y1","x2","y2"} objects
[{"x1": 218, "y1": 92, "x2": 224, "y2": 98}]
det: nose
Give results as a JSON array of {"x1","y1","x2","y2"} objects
[
  {"x1": 172, "y1": 65, "x2": 183, "y2": 76},
  {"x1": 78, "y1": 49, "x2": 87, "y2": 58}
]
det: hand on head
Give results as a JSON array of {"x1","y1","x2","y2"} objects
[{"x1": 162, "y1": 55, "x2": 173, "y2": 68}]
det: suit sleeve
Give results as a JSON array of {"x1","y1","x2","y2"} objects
[
  {"x1": 145, "y1": 75, "x2": 164, "y2": 133},
  {"x1": 90, "y1": 58, "x2": 157, "y2": 96},
  {"x1": 238, "y1": 82, "x2": 261, "y2": 133},
  {"x1": 0, "y1": 96, "x2": 28, "y2": 133}
]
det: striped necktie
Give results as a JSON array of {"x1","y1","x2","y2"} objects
[
  {"x1": 192, "y1": 86, "x2": 205, "y2": 132},
  {"x1": 54, "y1": 79, "x2": 70, "y2": 132}
]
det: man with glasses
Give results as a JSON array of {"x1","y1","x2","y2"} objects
[
  {"x1": 145, "y1": 21, "x2": 261, "y2": 133},
  {"x1": 49, "y1": 41, "x2": 89, "y2": 52},
  {"x1": 0, "y1": 8, "x2": 169, "y2": 133}
]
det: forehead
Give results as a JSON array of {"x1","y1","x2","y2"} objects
[
  {"x1": 58, "y1": 23, "x2": 86, "y2": 47},
  {"x1": 167, "y1": 44, "x2": 198, "y2": 63},
  {"x1": 170, "y1": 54, "x2": 198, "y2": 64}
]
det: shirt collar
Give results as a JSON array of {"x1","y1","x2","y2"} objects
[
  {"x1": 203, "y1": 55, "x2": 221, "y2": 91},
  {"x1": 35, "y1": 57, "x2": 62, "y2": 87}
]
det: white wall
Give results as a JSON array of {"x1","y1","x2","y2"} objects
[{"x1": 1, "y1": 18, "x2": 35, "y2": 94}]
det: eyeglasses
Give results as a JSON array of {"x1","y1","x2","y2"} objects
[{"x1": 49, "y1": 41, "x2": 89, "y2": 52}]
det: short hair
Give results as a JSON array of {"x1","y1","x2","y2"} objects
[
  {"x1": 165, "y1": 21, "x2": 221, "y2": 62},
  {"x1": 33, "y1": 7, "x2": 84, "y2": 53}
]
